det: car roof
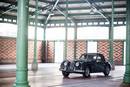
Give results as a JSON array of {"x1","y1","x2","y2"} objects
[
  {"x1": 83, "y1": 53, "x2": 104, "y2": 58},
  {"x1": 84, "y1": 53, "x2": 103, "y2": 55}
]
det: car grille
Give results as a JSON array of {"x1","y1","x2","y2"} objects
[
  {"x1": 69, "y1": 62, "x2": 75, "y2": 71},
  {"x1": 60, "y1": 61, "x2": 84, "y2": 72},
  {"x1": 68, "y1": 61, "x2": 83, "y2": 71}
]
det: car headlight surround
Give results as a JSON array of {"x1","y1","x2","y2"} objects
[
  {"x1": 64, "y1": 61, "x2": 68, "y2": 66},
  {"x1": 75, "y1": 62, "x2": 79, "y2": 67}
]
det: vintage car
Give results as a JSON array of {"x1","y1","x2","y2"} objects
[{"x1": 59, "y1": 53, "x2": 111, "y2": 78}]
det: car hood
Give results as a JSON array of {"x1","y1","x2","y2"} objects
[{"x1": 72, "y1": 59, "x2": 86, "y2": 62}]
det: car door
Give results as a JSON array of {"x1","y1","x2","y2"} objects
[
  {"x1": 94, "y1": 55, "x2": 105, "y2": 72},
  {"x1": 89, "y1": 55, "x2": 97, "y2": 72}
]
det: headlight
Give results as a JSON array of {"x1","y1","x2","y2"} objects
[
  {"x1": 75, "y1": 62, "x2": 79, "y2": 66},
  {"x1": 64, "y1": 62, "x2": 68, "y2": 66}
]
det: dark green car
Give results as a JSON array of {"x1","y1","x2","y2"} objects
[{"x1": 59, "y1": 53, "x2": 111, "y2": 78}]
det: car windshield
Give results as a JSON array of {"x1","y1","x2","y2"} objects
[
  {"x1": 79, "y1": 54, "x2": 86, "y2": 59},
  {"x1": 79, "y1": 54, "x2": 97, "y2": 62}
]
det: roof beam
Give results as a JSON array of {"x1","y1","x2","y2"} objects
[
  {"x1": 1, "y1": 10, "x2": 125, "y2": 19},
  {"x1": 51, "y1": 11, "x2": 126, "y2": 17},
  {"x1": 58, "y1": 0, "x2": 125, "y2": 4},
  {"x1": 38, "y1": 0, "x2": 53, "y2": 4},
  {"x1": 58, "y1": 5, "x2": 126, "y2": 11},
  {"x1": 55, "y1": 6, "x2": 75, "y2": 23},
  {"x1": 84, "y1": 0, "x2": 109, "y2": 22},
  {"x1": 0, "y1": 5, "x2": 16, "y2": 16},
  {"x1": 56, "y1": 8, "x2": 74, "y2": 23},
  {"x1": 44, "y1": 0, "x2": 60, "y2": 24},
  {"x1": 0, "y1": 4, "x2": 125, "y2": 14},
  {"x1": 0, "y1": 14, "x2": 126, "y2": 26},
  {"x1": 47, "y1": 17, "x2": 126, "y2": 23},
  {"x1": 0, "y1": 0, "x2": 17, "y2": 5},
  {"x1": 0, "y1": 0, "x2": 51, "y2": 12},
  {"x1": 0, "y1": 0, "x2": 52, "y2": 4}
]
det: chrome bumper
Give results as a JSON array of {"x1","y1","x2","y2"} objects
[{"x1": 60, "y1": 68, "x2": 84, "y2": 73}]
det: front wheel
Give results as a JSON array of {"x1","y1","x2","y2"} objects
[
  {"x1": 103, "y1": 66, "x2": 110, "y2": 76},
  {"x1": 62, "y1": 71, "x2": 70, "y2": 78},
  {"x1": 83, "y1": 67, "x2": 90, "y2": 78}
]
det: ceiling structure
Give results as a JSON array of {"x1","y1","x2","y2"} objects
[{"x1": 0, "y1": 0, "x2": 126, "y2": 27}]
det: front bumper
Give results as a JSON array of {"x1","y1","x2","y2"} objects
[
  {"x1": 59, "y1": 67, "x2": 84, "y2": 73},
  {"x1": 60, "y1": 61, "x2": 85, "y2": 73},
  {"x1": 60, "y1": 68, "x2": 84, "y2": 73}
]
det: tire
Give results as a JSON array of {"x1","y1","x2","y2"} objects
[
  {"x1": 103, "y1": 66, "x2": 110, "y2": 76},
  {"x1": 62, "y1": 71, "x2": 70, "y2": 78},
  {"x1": 83, "y1": 67, "x2": 90, "y2": 78}
]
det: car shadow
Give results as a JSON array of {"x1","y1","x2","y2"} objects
[{"x1": 63, "y1": 74, "x2": 112, "y2": 80}]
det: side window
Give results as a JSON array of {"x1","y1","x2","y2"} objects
[{"x1": 96, "y1": 56, "x2": 102, "y2": 62}]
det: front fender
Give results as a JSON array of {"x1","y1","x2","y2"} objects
[
  {"x1": 106, "y1": 62, "x2": 112, "y2": 70},
  {"x1": 60, "y1": 60, "x2": 70, "y2": 71}
]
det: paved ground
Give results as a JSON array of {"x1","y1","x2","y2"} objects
[{"x1": 0, "y1": 63, "x2": 125, "y2": 87}]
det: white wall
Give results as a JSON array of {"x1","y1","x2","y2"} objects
[
  {"x1": 0, "y1": 23, "x2": 126, "y2": 40},
  {"x1": 46, "y1": 27, "x2": 65, "y2": 40},
  {"x1": 87, "y1": 42, "x2": 97, "y2": 53},
  {"x1": 0, "y1": 23, "x2": 43, "y2": 40},
  {"x1": 114, "y1": 26, "x2": 126, "y2": 39},
  {"x1": 77, "y1": 27, "x2": 109, "y2": 40}
]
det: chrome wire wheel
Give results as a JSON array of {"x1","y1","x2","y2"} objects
[
  {"x1": 104, "y1": 66, "x2": 110, "y2": 76},
  {"x1": 62, "y1": 71, "x2": 70, "y2": 78}
]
